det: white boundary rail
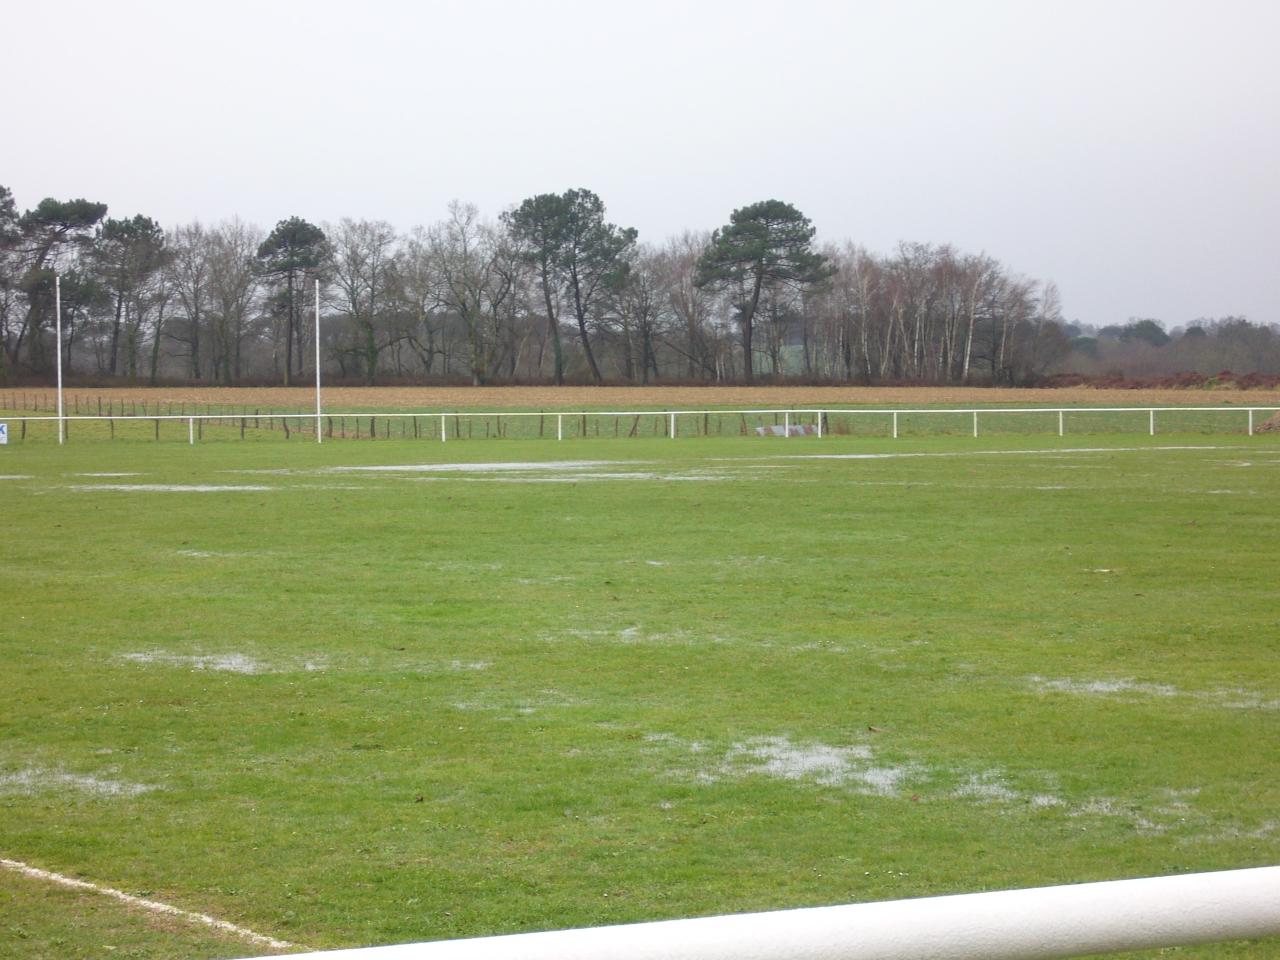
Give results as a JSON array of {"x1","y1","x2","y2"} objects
[
  {"x1": 232, "y1": 866, "x2": 1280, "y2": 960},
  {"x1": 1, "y1": 406, "x2": 1278, "y2": 443}
]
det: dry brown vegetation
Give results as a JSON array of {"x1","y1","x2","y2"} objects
[{"x1": 6, "y1": 384, "x2": 1280, "y2": 412}]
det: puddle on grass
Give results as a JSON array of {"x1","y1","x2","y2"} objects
[
  {"x1": 424, "y1": 560, "x2": 504, "y2": 573},
  {"x1": 1029, "y1": 676, "x2": 1278, "y2": 710},
  {"x1": 552, "y1": 625, "x2": 730, "y2": 648},
  {"x1": 452, "y1": 688, "x2": 583, "y2": 716},
  {"x1": 317, "y1": 459, "x2": 762, "y2": 484},
  {"x1": 648, "y1": 734, "x2": 920, "y2": 796},
  {"x1": 739, "y1": 445, "x2": 1241, "y2": 465},
  {"x1": 713, "y1": 555, "x2": 784, "y2": 567},
  {"x1": 951, "y1": 772, "x2": 1024, "y2": 803},
  {"x1": 328, "y1": 460, "x2": 630, "y2": 473},
  {"x1": 118, "y1": 652, "x2": 326, "y2": 674},
  {"x1": 1030, "y1": 676, "x2": 1178, "y2": 697},
  {"x1": 406, "y1": 470, "x2": 740, "y2": 483},
  {"x1": 720, "y1": 738, "x2": 916, "y2": 795},
  {"x1": 1200, "y1": 819, "x2": 1280, "y2": 843},
  {"x1": 1068, "y1": 788, "x2": 1203, "y2": 835},
  {"x1": 0, "y1": 766, "x2": 156, "y2": 798},
  {"x1": 786, "y1": 641, "x2": 850, "y2": 654},
  {"x1": 67, "y1": 484, "x2": 275, "y2": 493},
  {"x1": 1208, "y1": 687, "x2": 1280, "y2": 710},
  {"x1": 645, "y1": 734, "x2": 1229, "y2": 836}
]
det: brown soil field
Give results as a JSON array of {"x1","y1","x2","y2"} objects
[{"x1": 5, "y1": 385, "x2": 1280, "y2": 412}]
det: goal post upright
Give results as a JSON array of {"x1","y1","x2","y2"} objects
[
  {"x1": 314, "y1": 278, "x2": 322, "y2": 443},
  {"x1": 55, "y1": 273, "x2": 64, "y2": 445}
]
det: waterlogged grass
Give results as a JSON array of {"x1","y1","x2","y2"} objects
[{"x1": 0, "y1": 434, "x2": 1278, "y2": 958}]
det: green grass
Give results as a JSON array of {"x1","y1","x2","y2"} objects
[{"x1": 1, "y1": 433, "x2": 1278, "y2": 958}]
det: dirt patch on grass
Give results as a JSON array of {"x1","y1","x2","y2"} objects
[
  {"x1": 14, "y1": 384, "x2": 1280, "y2": 411},
  {"x1": 1256, "y1": 412, "x2": 1280, "y2": 433}
]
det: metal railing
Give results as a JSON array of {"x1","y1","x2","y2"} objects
[{"x1": 0, "y1": 406, "x2": 1277, "y2": 444}]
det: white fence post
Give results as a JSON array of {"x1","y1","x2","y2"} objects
[
  {"x1": 973, "y1": 410, "x2": 979, "y2": 438},
  {"x1": 1249, "y1": 409, "x2": 1254, "y2": 436},
  {"x1": 1059, "y1": 410, "x2": 1064, "y2": 437},
  {"x1": 188, "y1": 418, "x2": 194, "y2": 445},
  {"x1": 892, "y1": 411, "x2": 898, "y2": 439},
  {"x1": 557, "y1": 414, "x2": 563, "y2": 441},
  {"x1": 817, "y1": 411, "x2": 823, "y2": 438},
  {"x1": 440, "y1": 415, "x2": 446, "y2": 442},
  {"x1": 670, "y1": 413, "x2": 676, "y2": 439},
  {"x1": 784, "y1": 411, "x2": 790, "y2": 437},
  {"x1": 1149, "y1": 409, "x2": 1155, "y2": 436}
]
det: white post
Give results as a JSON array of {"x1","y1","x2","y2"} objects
[
  {"x1": 188, "y1": 418, "x2": 194, "y2": 445},
  {"x1": 816, "y1": 411, "x2": 823, "y2": 438},
  {"x1": 54, "y1": 274, "x2": 64, "y2": 445},
  {"x1": 557, "y1": 414, "x2": 563, "y2": 441},
  {"x1": 892, "y1": 411, "x2": 898, "y2": 439},
  {"x1": 1058, "y1": 410, "x2": 1064, "y2": 437},
  {"x1": 973, "y1": 410, "x2": 978, "y2": 438},
  {"x1": 1248, "y1": 409, "x2": 1254, "y2": 436},
  {"x1": 1149, "y1": 409, "x2": 1155, "y2": 436},
  {"x1": 314, "y1": 279, "x2": 322, "y2": 443},
  {"x1": 670, "y1": 412, "x2": 676, "y2": 439},
  {"x1": 784, "y1": 411, "x2": 790, "y2": 437},
  {"x1": 250, "y1": 865, "x2": 1280, "y2": 960},
  {"x1": 440, "y1": 415, "x2": 446, "y2": 442}
]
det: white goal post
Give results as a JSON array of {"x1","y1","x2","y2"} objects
[{"x1": 231, "y1": 866, "x2": 1280, "y2": 960}]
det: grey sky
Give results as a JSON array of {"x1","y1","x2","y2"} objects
[{"x1": 6, "y1": 0, "x2": 1277, "y2": 329}]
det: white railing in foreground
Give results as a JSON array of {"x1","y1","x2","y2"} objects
[
  {"x1": 242, "y1": 866, "x2": 1280, "y2": 960},
  {"x1": 5, "y1": 405, "x2": 1280, "y2": 443}
]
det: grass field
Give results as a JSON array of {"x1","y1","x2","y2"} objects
[{"x1": 2, "y1": 426, "x2": 1278, "y2": 959}]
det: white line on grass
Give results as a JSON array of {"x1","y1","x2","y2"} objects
[{"x1": 0, "y1": 857, "x2": 296, "y2": 950}]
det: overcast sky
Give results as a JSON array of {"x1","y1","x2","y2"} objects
[{"x1": 6, "y1": 0, "x2": 1277, "y2": 328}]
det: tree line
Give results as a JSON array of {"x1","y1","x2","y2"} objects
[
  {"x1": 1058, "y1": 317, "x2": 1280, "y2": 380},
  {"x1": 1, "y1": 183, "x2": 1103, "y2": 387}
]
